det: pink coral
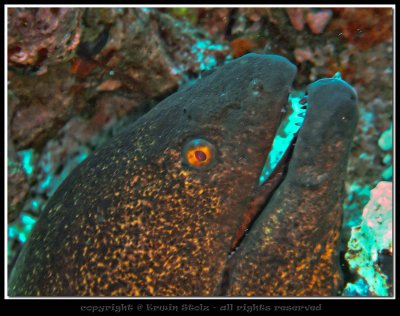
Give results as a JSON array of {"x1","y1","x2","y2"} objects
[
  {"x1": 287, "y1": 8, "x2": 305, "y2": 31},
  {"x1": 306, "y1": 10, "x2": 333, "y2": 34},
  {"x1": 363, "y1": 181, "x2": 392, "y2": 253}
]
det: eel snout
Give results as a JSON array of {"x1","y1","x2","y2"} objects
[{"x1": 222, "y1": 77, "x2": 358, "y2": 296}]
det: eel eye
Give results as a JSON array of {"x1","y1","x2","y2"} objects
[{"x1": 183, "y1": 138, "x2": 216, "y2": 169}]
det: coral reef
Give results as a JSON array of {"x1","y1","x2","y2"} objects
[
  {"x1": 344, "y1": 181, "x2": 393, "y2": 296},
  {"x1": 8, "y1": 8, "x2": 82, "y2": 74},
  {"x1": 328, "y1": 8, "x2": 393, "y2": 50}
]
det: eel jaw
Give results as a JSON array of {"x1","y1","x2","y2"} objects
[
  {"x1": 218, "y1": 93, "x2": 309, "y2": 295},
  {"x1": 229, "y1": 92, "x2": 309, "y2": 254}
]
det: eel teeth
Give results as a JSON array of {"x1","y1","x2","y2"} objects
[{"x1": 258, "y1": 91, "x2": 309, "y2": 185}]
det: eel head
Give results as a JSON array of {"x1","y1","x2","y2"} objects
[{"x1": 8, "y1": 54, "x2": 358, "y2": 297}]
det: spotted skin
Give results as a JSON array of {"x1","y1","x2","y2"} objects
[
  {"x1": 8, "y1": 54, "x2": 357, "y2": 296},
  {"x1": 225, "y1": 79, "x2": 358, "y2": 296}
]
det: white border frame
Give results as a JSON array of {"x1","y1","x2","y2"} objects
[{"x1": 4, "y1": 4, "x2": 396, "y2": 300}]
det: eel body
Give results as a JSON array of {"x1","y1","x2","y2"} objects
[{"x1": 8, "y1": 54, "x2": 358, "y2": 296}]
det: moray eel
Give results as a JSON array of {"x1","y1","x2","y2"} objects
[{"x1": 8, "y1": 54, "x2": 358, "y2": 296}]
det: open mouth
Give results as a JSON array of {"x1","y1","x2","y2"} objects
[
  {"x1": 232, "y1": 91, "x2": 309, "y2": 252},
  {"x1": 258, "y1": 92, "x2": 309, "y2": 186},
  {"x1": 219, "y1": 91, "x2": 310, "y2": 294}
]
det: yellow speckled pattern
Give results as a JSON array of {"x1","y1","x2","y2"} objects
[
  {"x1": 225, "y1": 78, "x2": 358, "y2": 296},
  {"x1": 8, "y1": 56, "x2": 357, "y2": 297}
]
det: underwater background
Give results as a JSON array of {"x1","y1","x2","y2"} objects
[{"x1": 7, "y1": 6, "x2": 393, "y2": 296}]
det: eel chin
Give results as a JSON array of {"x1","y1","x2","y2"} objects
[{"x1": 218, "y1": 135, "x2": 296, "y2": 295}]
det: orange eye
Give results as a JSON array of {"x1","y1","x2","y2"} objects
[{"x1": 183, "y1": 139, "x2": 216, "y2": 169}]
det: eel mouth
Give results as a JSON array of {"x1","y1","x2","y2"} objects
[
  {"x1": 218, "y1": 92, "x2": 309, "y2": 295},
  {"x1": 229, "y1": 92, "x2": 309, "y2": 255}
]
